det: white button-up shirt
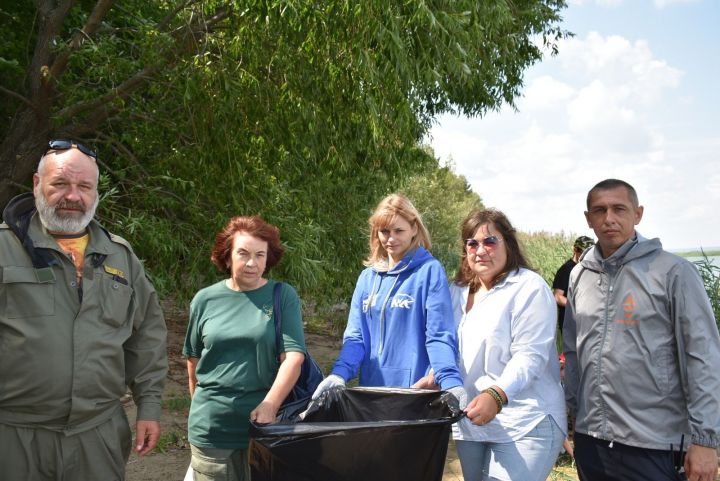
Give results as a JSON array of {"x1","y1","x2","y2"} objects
[{"x1": 451, "y1": 268, "x2": 567, "y2": 442}]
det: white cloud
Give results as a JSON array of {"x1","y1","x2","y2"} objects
[
  {"x1": 519, "y1": 76, "x2": 576, "y2": 111},
  {"x1": 557, "y1": 33, "x2": 683, "y2": 104},
  {"x1": 430, "y1": 28, "x2": 719, "y2": 250}
]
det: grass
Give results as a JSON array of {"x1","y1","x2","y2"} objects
[
  {"x1": 162, "y1": 394, "x2": 191, "y2": 412},
  {"x1": 519, "y1": 232, "x2": 575, "y2": 285},
  {"x1": 676, "y1": 249, "x2": 720, "y2": 258},
  {"x1": 692, "y1": 252, "x2": 720, "y2": 331},
  {"x1": 155, "y1": 430, "x2": 186, "y2": 454},
  {"x1": 549, "y1": 452, "x2": 579, "y2": 480}
]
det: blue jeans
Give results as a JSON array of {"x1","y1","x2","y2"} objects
[{"x1": 455, "y1": 416, "x2": 564, "y2": 481}]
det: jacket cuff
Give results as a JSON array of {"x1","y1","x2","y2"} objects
[
  {"x1": 330, "y1": 366, "x2": 352, "y2": 382},
  {"x1": 438, "y1": 375, "x2": 463, "y2": 391},
  {"x1": 691, "y1": 433, "x2": 720, "y2": 449},
  {"x1": 136, "y1": 401, "x2": 162, "y2": 421}
]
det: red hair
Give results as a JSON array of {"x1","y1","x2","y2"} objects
[{"x1": 210, "y1": 216, "x2": 284, "y2": 274}]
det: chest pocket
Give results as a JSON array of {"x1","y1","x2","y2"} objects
[
  {"x1": 99, "y1": 274, "x2": 134, "y2": 327},
  {"x1": 1, "y1": 266, "x2": 55, "y2": 318}
]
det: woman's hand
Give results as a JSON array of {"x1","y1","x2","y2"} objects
[
  {"x1": 465, "y1": 392, "x2": 501, "y2": 426},
  {"x1": 412, "y1": 371, "x2": 437, "y2": 389},
  {"x1": 250, "y1": 400, "x2": 279, "y2": 424},
  {"x1": 311, "y1": 374, "x2": 346, "y2": 400}
]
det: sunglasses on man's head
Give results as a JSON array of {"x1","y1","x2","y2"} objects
[
  {"x1": 46, "y1": 139, "x2": 98, "y2": 160},
  {"x1": 465, "y1": 236, "x2": 502, "y2": 252}
]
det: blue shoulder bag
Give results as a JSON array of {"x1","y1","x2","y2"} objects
[{"x1": 273, "y1": 282, "x2": 324, "y2": 409}]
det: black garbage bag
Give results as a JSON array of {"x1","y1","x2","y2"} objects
[{"x1": 249, "y1": 387, "x2": 463, "y2": 481}]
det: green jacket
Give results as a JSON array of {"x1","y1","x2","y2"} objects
[{"x1": 0, "y1": 193, "x2": 167, "y2": 435}]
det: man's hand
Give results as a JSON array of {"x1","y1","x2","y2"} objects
[
  {"x1": 684, "y1": 444, "x2": 718, "y2": 481},
  {"x1": 135, "y1": 420, "x2": 161, "y2": 456}
]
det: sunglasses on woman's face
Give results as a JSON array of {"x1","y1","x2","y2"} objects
[
  {"x1": 45, "y1": 139, "x2": 98, "y2": 160},
  {"x1": 465, "y1": 235, "x2": 502, "y2": 253}
]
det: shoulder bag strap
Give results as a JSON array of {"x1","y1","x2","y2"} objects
[{"x1": 273, "y1": 281, "x2": 283, "y2": 361}]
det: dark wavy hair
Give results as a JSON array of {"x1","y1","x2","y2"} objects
[
  {"x1": 454, "y1": 209, "x2": 532, "y2": 293},
  {"x1": 210, "y1": 216, "x2": 284, "y2": 274}
]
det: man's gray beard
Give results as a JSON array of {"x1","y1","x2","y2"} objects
[{"x1": 35, "y1": 188, "x2": 99, "y2": 234}]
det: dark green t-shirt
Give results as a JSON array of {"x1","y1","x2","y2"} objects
[{"x1": 183, "y1": 279, "x2": 305, "y2": 448}]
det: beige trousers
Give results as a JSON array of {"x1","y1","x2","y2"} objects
[{"x1": 190, "y1": 444, "x2": 251, "y2": 481}]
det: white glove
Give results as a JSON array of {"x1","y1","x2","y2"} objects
[
  {"x1": 311, "y1": 374, "x2": 346, "y2": 400},
  {"x1": 447, "y1": 385, "x2": 468, "y2": 410}
]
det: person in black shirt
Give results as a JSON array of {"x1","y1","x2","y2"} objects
[{"x1": 552, "y1": 236, "x2": 594, "y2": 331}]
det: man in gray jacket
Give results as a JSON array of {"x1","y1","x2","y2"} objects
[{"x1": 563, "y1": 178, "x2": 720, "y2": 481}]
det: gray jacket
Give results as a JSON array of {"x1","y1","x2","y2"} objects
[{"x1": 563, "y1": 233, "x2": 720, "y2": 450}]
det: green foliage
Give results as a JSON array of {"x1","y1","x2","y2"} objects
[
  {"x1": 399, "y1": 157, "x2": 483, "y2": 278},
  {"x1": 520, "y1": 232, "x2": 575, "y2": 285},
  {"x1": 2, "y1": 0, "x2": 570, "y2": 309},
  {"x1": 693, "y1": 252, "x2": 720, "y2": 332}
]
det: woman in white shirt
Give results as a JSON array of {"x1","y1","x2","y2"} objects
[{"x1": 450, "y1": 208, "x2": 566, "y2": 481}]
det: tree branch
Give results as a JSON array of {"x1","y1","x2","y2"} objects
[
  {"x1": 49, "y1": 0, "x2": 116, "y2": 79},
  {"x1": 54, "y1": 4, "x2": 233, "y2": 123},
  {"x1": 157, "y1": 0, "x2": 196, "y2": 31},
  {"x1": 0, "y1": 86, "x2": 36, "y2": 111},
  {"x1": 30, "y1": 0, "x2": 74, "y2": 93},
  {"x1": 55, "y1": 64, "x2": 159, "y2": 119}
]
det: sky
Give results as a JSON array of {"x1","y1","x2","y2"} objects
[{"x1": 429, "y1": 0, "x2": 719, "y2": 252}]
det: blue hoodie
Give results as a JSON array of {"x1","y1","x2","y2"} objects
[{"x1": 332, "y1": 246, "x2": 463, "y2": 390}]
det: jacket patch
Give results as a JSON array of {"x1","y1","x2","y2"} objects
[
  {"x1": 390, "y1": 293, "x2": 415, "y2": 309},
  {"x1": 104, "y1": 265, "x2": 126, "y2": 279},
  {"x1": 103, "y1": 265, "x2": 128, "y2": 286},
  {"x1": 615, "y1": 292, "x2": 639, "y2": 325}
]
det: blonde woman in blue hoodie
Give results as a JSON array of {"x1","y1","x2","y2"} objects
[{"x1": 312, "y1": 194, "x2": 466, "y2": 404}]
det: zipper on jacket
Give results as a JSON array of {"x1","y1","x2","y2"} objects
[
  {"x1": 378, "y1": 274, "x2": 400, "y2": 355},
  {"x1": 597, "y1": 265, "x2": 624, "y2": 439},
  {"x1": 597, "y1": 271, "x2": 611, "y2": 438},
  {"x1": 376, "y1": 259, "x2": 412, "y2": 356}
]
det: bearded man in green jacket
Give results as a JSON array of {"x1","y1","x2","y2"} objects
[{"x1": 0, "y1": 140, "x2": 168, "y2": 480}]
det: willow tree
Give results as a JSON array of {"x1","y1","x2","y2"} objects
[{"x1": 0, "y1": 0, "x2": 568, "y2": 300}]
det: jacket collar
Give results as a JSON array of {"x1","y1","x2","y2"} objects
[
  {"x1": 581, "y1": 231, "x2": 662, "y2": 271},
  {"x1": 373, "y1": 246, "x2": 432, "y2": 274}
]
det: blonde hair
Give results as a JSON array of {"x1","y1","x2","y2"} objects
[{"x1": 364, "y1": 193, "x2": 431, "y2": 269}]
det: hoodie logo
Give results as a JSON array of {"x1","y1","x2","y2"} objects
[
  {"x1": 362, "y1": 294, "x2": 378, "y2": 313},
  {"x1": 391, "y1": 293, "x2": 415, "y2": 309}
]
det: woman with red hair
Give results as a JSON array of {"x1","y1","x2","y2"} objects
[{"x1": 183, "y1": 216, "x2": 306, "y2": 481}]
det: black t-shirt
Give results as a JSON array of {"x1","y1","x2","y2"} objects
[{"x1": 552, "y1": 258, "x2": 576, "y2": 329}]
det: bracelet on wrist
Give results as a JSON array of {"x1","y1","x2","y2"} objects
[{"x1": 482, "y1": 388, "x2": 504, "y2": 414}]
